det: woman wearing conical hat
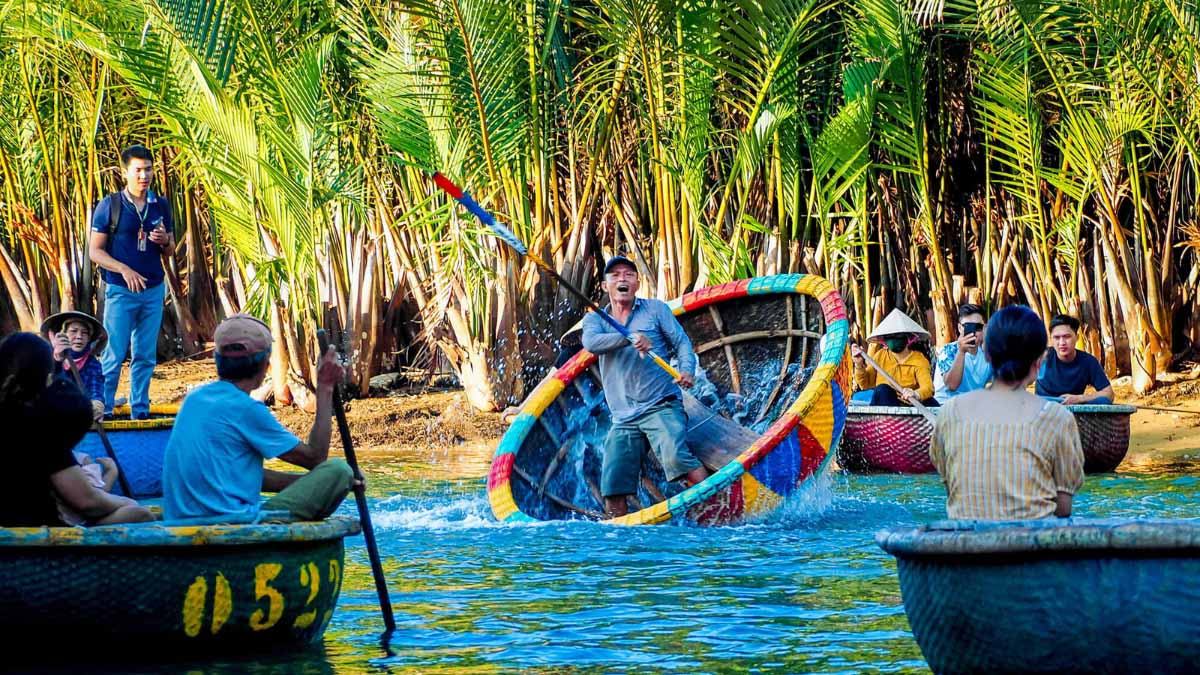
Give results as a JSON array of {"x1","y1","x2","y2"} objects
[{"x1": 850, "y1": 309, "x2": 939, "y2": 408}]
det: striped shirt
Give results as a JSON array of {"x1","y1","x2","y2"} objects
[{"x1": 929, "y1": 392, "x2": 1084, "y2": 520}]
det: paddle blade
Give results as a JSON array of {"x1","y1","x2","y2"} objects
[{"x1": 432, "y1": 172, "x2": 528, "y2": 255}]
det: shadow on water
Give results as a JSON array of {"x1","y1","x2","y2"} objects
[{"x1": 26, "y1": 444, "x2": 1200, "y2": 674}]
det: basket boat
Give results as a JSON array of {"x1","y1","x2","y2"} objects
[
  {"x1": 0, "y1": 515, "x2": 359, "y2": 652},
  {"x1": 488, "y1": 274, "x2": 852, "y2": 526},
  {"x1": 837, "y1": 403, "x2": 1135, "y2": 474},
  {"x1": 75, "y1": 403, "x2": 181, "y2": 499},
  {"x1": 878, "y1": 518, "x2": 1200, "y2": 674}
]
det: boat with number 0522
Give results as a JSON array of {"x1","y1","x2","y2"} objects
[
  {"x1": 488, "y1": 274, "x2": 852, "y2": 526},
  {"x1": 0, "y1": 515, "x2": 358, "y2": 652}
]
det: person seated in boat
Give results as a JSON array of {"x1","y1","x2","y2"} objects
[
  {"x1": 42, "y1": 310, "x2": 106, "y2": 423},
  {"x1": 930, "y1": 306, "x2": 1084, "y2": 520},
  {"x1": 162, "y1": 314, "x2": 355, "y2": 522},
  {"x1": 56, "y1": 451, "x2": 121, "y2": 526},
  {"x1": 933, "y1": 304, "x2": 993, "y2": 404},
  {"x1": 851, "y1": 309, "x2": 938, "y2": 408},
  {"x1": 581, "y1": 255, "x2": 708, "y2": 518},
  {"x1": 1036, "y1": 314, "x2": 1115, "y2": 405},
  {"x1": 0, "y1": 332, "x2": 153, "y2": 527}
]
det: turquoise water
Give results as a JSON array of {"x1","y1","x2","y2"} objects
[{"x1": 34, "y1": 446, "x2": 1200, "y2": 674}]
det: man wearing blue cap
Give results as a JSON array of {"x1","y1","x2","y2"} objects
[{"x1": 582, "y1": 255, "x2": 708, "y2": 518}]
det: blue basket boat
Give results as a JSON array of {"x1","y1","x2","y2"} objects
[
  {"x1": 0, "y1": 515, "x2": 359, "y2": 652},
  {"x1": 74, "y1": 404, "x2": 179, "y2": 499},
  {"x1": 877, "y1": 518, "x2": 1200, "y2": 674}
]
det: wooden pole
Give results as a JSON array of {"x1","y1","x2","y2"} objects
[
  {"x1": 63, "y1": 356, "x2": 135, "y2": 497},
  {"x1": 857, "y1": 349, "x2": 938, "y2": 424},
  {"x1": 317, "y1": 329, "x2": 396, "y2": 633}
]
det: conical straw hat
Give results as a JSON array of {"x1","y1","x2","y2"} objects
[
  {"x1": 561, "y1": 318, "x2": 585, "y2": 342},
  {"x1": 867, "y1": 309, "x2": 930, "y2": 341}
]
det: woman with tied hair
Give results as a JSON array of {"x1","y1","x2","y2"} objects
[
  {"x1": 0, "y1": 332, "x2": 153, "y2": 527},
  {"x1": 929, "y1": 306, "x2": 1084, "y2": 520}
]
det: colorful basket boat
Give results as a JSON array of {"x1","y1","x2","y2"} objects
[
  {"x1": 878, "y1": 518, "x2": 1200, "y2": 674},
  {"x1": 0, "y1": 515, "x2": 358, "y2": 652},
  {"x1": 75, "y1": 403, "x2": 180, "y2": 499},
  {"x1": 837, "y1": 403, "x2": 1136, "y2": 474},
  {"x1": 488, "y1": 274, "x2": 852, "y2": 526}
]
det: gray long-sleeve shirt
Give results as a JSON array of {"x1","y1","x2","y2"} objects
[{"x1": 580, "y1": 298, "x2": 697, "y2": 425}]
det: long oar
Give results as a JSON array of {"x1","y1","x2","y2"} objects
[
  {"x1": 857, "y1": 349, "x2": 938, "y2": 424},
  {"x1": 316, "y1": 330, "x2": 396, "y2": 634},
  {"x1": 430, "y1": 173, "x2": 683, "y2": 381},
  {"x1": 61, "y1": 354, "x2": 135, "y2": 497}
]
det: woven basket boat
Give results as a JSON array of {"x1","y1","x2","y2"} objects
[
  {"x1": 878, "y1": 518, "x2": 1200, "y2": 674},
  {"x1": 837, "y1": 403, "x2": 1136, "y2": 474},
  {"x1": 488, "y1": 274, "x2": 852, "y2": 526},
  {"x1": 75, "y1": 403, "x2": 180, "y2": 499},
  {"x1": 0, "y1": 515, "x2": 358, "y2": 652}
]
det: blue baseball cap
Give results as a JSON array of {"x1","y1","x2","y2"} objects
[{"x1": 603, "y1": 255, "x2": 637, "y2": 275}]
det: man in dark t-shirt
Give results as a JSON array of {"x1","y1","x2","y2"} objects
[
  {"x1": 1035, "y1": 314, "x2": 1115, "y2": 405},
  {"x1": 88, "y1": 145, "x2": 175, "y2": 420}
]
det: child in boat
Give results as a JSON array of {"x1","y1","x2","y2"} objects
[
  {"x1": 1036, "y1": 314, "x2": 1115, "y2": 405},
  {"x1": 0, "y1": 332, "x2": 153, "y2": 527},
  {"x1": 851, "y1": 309, "x2": 938, "y2": 407},
  {"x1": 56, "y1": 452, "x2": 119, "y2": 526},
  {"x1": 929, "y1": 306, "x2": 1084, "y2": 520},
  {"x1": 41, "y1": 310, "x2": 106, "y2": 423}
]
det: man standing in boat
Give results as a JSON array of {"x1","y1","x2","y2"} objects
[
  {"x1": 88, "y1": 145, "x2": 174, "y2": 420},
  {"x1": 581, "y1": 256, "x2": 708, "y2": 518}
]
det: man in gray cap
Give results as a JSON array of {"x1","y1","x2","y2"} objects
[
  {"x1": 582, "y1": 256, "x2": 708, "y2": 518},
  {"x1": 162, "y1": 314, "x2": 354, "y2": 521}
]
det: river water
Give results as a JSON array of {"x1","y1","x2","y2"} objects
[{"x1": 34, "y1": 443, "x2": 1200, "y2": 674}]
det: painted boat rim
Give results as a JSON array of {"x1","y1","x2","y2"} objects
[
  {"x1": 0, "y1": 515, "x2": 361, "y2": 547},
  {"x1": 877, "y1": 517, "x2": 1200, "y2": 557},
  {"x1": 848, "y1": 403, "x2": 1136, "y2": 417}
]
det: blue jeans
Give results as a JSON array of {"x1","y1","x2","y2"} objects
[
  {"x1": 102, "y1": 282, "x2": 165, "y2": 417},
  {"x1": 601, "y1": 397, "x2": 702, "y2": 496}
]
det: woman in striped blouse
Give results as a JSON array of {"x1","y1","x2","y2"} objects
[{"x1": 929, "y1": 306, "x2": 1084, "y2": 520}]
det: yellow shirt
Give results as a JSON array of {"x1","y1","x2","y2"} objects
[
  {"x1": 854, "y1": 344, "x2": 934, "y2": 400},
  {"x1": 930, "y1": 393, "x2": 1084, "y2": 520}
]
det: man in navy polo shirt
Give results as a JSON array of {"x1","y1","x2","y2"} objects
[
  {"x1": 88, "y1": 145, "x2": 175, "y2": 420},
  {"x1": 1036, "y1": 314, "x2": 1115, "y2": 405}
]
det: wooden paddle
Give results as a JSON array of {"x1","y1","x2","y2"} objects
[
  {"x1": 60, "y1": 351, "x2": 135, "y2": 497},
  {"x1": 855, "y1": 348, "x2": 938, "y2": 424},
  {"x1": 316, "y1": 330, "x2": 396, "y2": 633}
]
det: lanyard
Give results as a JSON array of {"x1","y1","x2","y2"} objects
[{"x1": 122, "y1": 190, "x2": 151, "y2": 229}]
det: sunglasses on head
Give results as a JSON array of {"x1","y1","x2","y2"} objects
[{"x1": 961, "y1": 322, "x2": 984, "y2": 334}]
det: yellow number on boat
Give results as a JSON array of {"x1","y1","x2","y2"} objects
[
  {"x1": 183, "y1": 576, "x2": 208, "y2": 638},
  {"x1": 182, "y1": 572, "x2": 233, "y2": 637},
  {"x1": 294, "y1": 562, "x2": 321, "y2": 629},
  {"x1": 249, "y1": 563, "x2": 285, "y2": 631},
  {"x1": 212, "y1": 573, "x2": 233, "y2": 634},
  {"x1": 323, "y1": 558, "x2": 342, "y2": 627}
]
